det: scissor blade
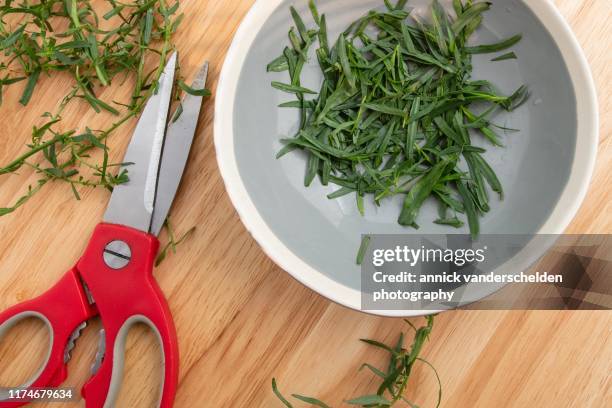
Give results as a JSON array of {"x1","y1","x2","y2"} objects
[
  {"x1": 104, "y1": 53, "x2": 177, "y2": 232},
  {"x1": 150, "y1": 62, "x2": 209, "y2": 236}
]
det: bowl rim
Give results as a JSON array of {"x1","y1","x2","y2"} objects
[{"x1": 214, "y1": 0, "x2": 599, "y2": 317}]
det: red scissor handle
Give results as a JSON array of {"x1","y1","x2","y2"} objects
[
  {"x1": 0, "y1": 223, "x2": 179, "y2": 408},
  {"x1": 78, "y1": 223, "x2": 178, "y2": 408},
  {"x1": 0, "y1": 269, "x2": 96, "y2": 408}
]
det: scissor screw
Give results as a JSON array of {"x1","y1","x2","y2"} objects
[{"x1": 103, "y1": 241, "x2": 132, "y2": 269}]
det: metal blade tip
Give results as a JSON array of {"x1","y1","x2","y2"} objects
[
  {"x1": 162, "y1": 52, "x2": 178, "y2": 76},
  {"x1": 167, "y1": 51, "x2": 178, "y2": 66}
]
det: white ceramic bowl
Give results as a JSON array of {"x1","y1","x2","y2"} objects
[{"x1": 214, "y1": 0, "x2": 598, "y2": 316}]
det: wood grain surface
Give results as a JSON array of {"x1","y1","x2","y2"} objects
[{"x1": 0, "y1": 0, "x2": 610, "y2": 407}]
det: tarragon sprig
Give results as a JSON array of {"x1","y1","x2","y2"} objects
[
  {"x1": 0, "y1": 0, "x2": 183, "y2": 216},
  {"x1": 273, "y1": 316, "x2": 440, "y2": 407}
]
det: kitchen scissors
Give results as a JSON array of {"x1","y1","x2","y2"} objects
[{"x1": 0, "y1": 53, "x2": 207, "y2": 408}]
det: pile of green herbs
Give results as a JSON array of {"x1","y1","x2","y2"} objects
[
  {"x1": 273, "y1": 316, "x2": 440, "y2": 407},
  {"x1": 0, "y1": 0, "x2": 182, "y2": 215},
  {"x1": 268, "y1": 0, "x2": 528, "y2": 239}
]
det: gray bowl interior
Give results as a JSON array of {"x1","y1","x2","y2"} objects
[{"x1": 232, "y1": 0, "x2": 576, "y2": 289}]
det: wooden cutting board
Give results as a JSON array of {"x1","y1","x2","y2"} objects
[{"x1": 0, "y1": 0, "x2": 610, "y2": 407}]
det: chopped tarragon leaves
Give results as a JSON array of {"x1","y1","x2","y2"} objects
[{"x1": 268, "y1": 0, "x2": 527, "y2": 239}]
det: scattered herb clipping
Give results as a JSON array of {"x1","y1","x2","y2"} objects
[
  {"x1": 0, "y1": 0, "x2": 185, "y2": 216},
  {"x1": 268, "y1": 0, "x2": 528, "y2": 239},
  {"x1": 356, "y1": 235, "x2": 371, "y2": 265},
  {"x1": 491, "y1": 52, "x2": 517, "y2": 62},
  {"x1": 273, "y1": 316, "x2": 440, "y2": 407},
  {"x1": 155, "y1": 219, "x2": 196, "y2": 266}
]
